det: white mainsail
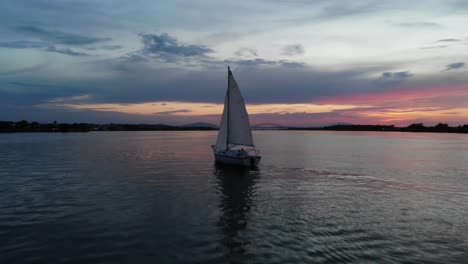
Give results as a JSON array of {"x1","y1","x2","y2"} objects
[{"x1": 215, "y1": 68, "x2": 254, "y2": 150}]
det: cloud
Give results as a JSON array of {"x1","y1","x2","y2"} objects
[
  {"x1": 3, "y1": 60, "x2": 468, "y2": 126},
  {"x1": 139, "y1": 33, "x2": 213, "y2": 61},
  {"x1": 128, "y1": 33, "x2": 304, "y2": 69},
  {"x1": 100, "y1": 45, "x2": 122, "y2": 50},
  {"x1": 0, "y1": 40, "x2": 88, "y2": 56},
  {"x1": 420, "y1": 45, "x2": 448, "y2": 50},
  {"x1": 379, "y1": 71, "x2": 412, "y2": 80},
  {"x1": 17, "y1": 26, "x2": 110, "y2": 45},
  {"x1": 282, "y1": 44, "x2": 305, "y2": 56},
  {"x1": 398, "y1": 22, "x2": 441, "y2": 28},
  {"x1": 444, "y1": 62, "x2": 465, "y2": 71},
  {"x1": 0, "y1": 81, "x2": 92, "y2": 107},
  {"x1": 46, "y1": 46, "x2": 88, "y2": 56},
  {"x1": 85, "y1": 45, "x2": 122, "y2": 51},
  {"x1": 48, "y1": 94, "x2": 92, "y2": 103},
  {"x1": 318, "y1": 1, "x2": 383, "y2": 19},
  {"x1": 235, "y1": 48, "x2": 258, "y2": 57},
  {"x1": 377, "y1": 71, "x2": 413, "y2": 86},
  {"x1": 278, "y1": 61, "x2": 305, "y2": 68},
  {"x1": 224, "y1": 58, "x2": 275, "y2": 67},
  {"x1": 224, "y1": 58, "x2": 305, "y2": 68},
  {"x1": 154, "y1": 109, "x2": 192, "y2": 115},
  {"x1": 275, "y1": 1, "x2": 389, "y2": 23},
  {"x1": 8, "y1": 81, "x2": 56, "y2": 88},
  {"x1": 70, "y1": 62, "x2": 390, "y2": 106},
  {"x1": 0, "y1": 64, "x2": 45, "y2": 76},
  {"x1": 437, "y1": 38, "x2": 461, "y2": 42},
  {"x1": 0, "y1": 40, "x2": 47, "y2": 49},
  {"x1": 5, "y1": 82, "x2": 91, "y2": 100}
]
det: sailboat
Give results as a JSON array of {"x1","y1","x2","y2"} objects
[{"x1": 212, "y1": 66, "x2": 261, "y2": 167}]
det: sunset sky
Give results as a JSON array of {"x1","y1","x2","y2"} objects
[{"x1": 1, "y1": 0, "x2": 468, "y2": 126}]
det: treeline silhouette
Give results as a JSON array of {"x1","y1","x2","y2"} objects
[
  {"x1": 1, "y1": 120, "x2": 467, "y2": 134},
  {"x1": 295, "y1": 123, "x2": 468, "y2": 134},
  {"x1": 0, "y1": 120, "x2": 216, "y2": 133}
]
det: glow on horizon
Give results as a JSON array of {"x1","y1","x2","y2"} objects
[
  {"x1": 350, "y1": 107, "x2": 468, "y2": 124},
  {"x1": 32, "y1": 82, "x2": 468, "y2": 126},
  {"x1": 35, "y1": 83, "x2": 468, "y2": 126},
  {"x1": 37, "y1": 101, "x2": 368, "y2": 116}
]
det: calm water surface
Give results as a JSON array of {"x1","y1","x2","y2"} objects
[{"x1": 1, "y1": 131, "x2": 468, "y2": 263}]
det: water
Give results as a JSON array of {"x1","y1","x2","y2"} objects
[{"x1": 1, "y1": 131, "x2": 468, "y2": 263}]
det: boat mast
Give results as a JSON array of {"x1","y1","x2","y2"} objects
[{"x1": 226, "y1": 66, "x2": 230, "y2": 150}]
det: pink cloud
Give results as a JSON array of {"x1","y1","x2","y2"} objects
[{"x1": 315, "y1": 85, "x2": 468, "y2": 105}]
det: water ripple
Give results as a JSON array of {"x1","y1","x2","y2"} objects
[{"x1": 1, "y1": 131, "x2": 468, "y2": 263}]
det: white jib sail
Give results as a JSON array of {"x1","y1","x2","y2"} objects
[{"x1": 215, "y1": 68, "x2": 254, "y2": 150}]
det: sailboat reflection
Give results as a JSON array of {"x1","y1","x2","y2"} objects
[{"x1": 214, "y1": 164, "x2": 259, "y2": 260}]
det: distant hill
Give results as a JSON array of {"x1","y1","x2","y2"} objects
[
  {"x1": 252, "y1": 123, "x2": 288, "y2": 130},
  {"x1": 252, "y1": 123, "x2": 354, "y2": 129},
  {"x1": 323, "y1": 122, "x2": 353, "y2": 127},
  {"x1": 182, "y1": 122, "x2": 218, "y2": 128}
]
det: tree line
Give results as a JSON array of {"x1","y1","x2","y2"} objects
[
  {"x1": 1, "y1": 120, "x2": 467, "y2": 134},
  {"x1": 295, "y1": 123, "x2": 468, "y2": 133},
  {"x1": 0, "y1": 120, "x2": 216, "y2": 133}
]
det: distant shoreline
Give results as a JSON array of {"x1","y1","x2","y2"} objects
[
  {"x1": 288, "y1": 124, "x2": 468, "y2": 134},
  {"x1": 0, "y1": 121, "x2": 217, "y2": 133},
  {"x1": 1, "y1": 121, "x2": 467, "y2": 134}
]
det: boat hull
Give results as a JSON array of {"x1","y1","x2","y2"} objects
[{"x1": 214, "y1": 152, "x2": 261, "y2": 167}]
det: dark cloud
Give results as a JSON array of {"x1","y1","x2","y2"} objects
[
  {"x1": 6, "y1": 81, "x2": 90, "y2": 94},
  {"x1": 319, "y1": 2, "x2": 382, "y2": 19},
  {"x1": 139, "y1": 33, "x2": 213, "y2": 61},
  {"x1": 17, "y1": 26, "x2": 110, "y2": 45},
  {"x1": 445, "y1": 62, "x2": 465, "y2": 71},
  {"x1": 398, "y1": 22, "x2": 440, "y2": 28},
  {"x1": 121, "y1": 53, "x2": 149, "y2": 63},
  {"x1": 100, "y1": 45, "x2": 122, "y2": 50},
  {"x1": 85, "y1": 45, "x2": 122, "y2": 51},
  {"x1": 278, "y1": 61, "x2": 305, "y2": 68},
  {"x1": 0, "y1": 103, "x2": 158, "y2": 124},
  {"x1": 0, "y1": 81, "x2": 91, "y2": 108},
  {"x1": 3, "y1": 60, "x2": 467, "y2": 125},
  {"x1": 224, "y1": 58, "x2": 275, "y2": 67},
  {"x1": 46, "y1": 46, "x2": 88, "y2": 56},
  {"x1": 0, "y1": 40, "x2": 88, "y2": 56},
  {"x1": 71, "y1": 62, "x2": 390, "y2": 106},
  {"x1": 437, "y1": 38, "x2": 461, "y2": 42},
  {"x1": 379, "y1": 71, "x2": 412, "y2": 80},
  {"x1": 154, "y1": 109, "x2": 192, "y2": 115},
  {"x1": 0, "y1": 40, "x2": 47, "y2": 49},
  {"x1": 377, "y1": 71, "x2": 413, "y2": 86},
  {"x1": 129, "y1": 33, "x2": 303, "y2": 69},
  {"x1": 9, "y1": 81, "x2": 57, "y2": 88},
  {"x1": 235, "y1": 48, "x2": 258, "y2": 57},
  {"x1": 282, "y1": 44, "x2": 305, "y2": 56}
]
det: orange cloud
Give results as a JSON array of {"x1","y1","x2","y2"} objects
[
  {"x1": 37, "y1": 101, "x2": 366, "y2": 116},
  {"x1": 35, "y1": 84, "x2": 468, "y2": 126}
]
